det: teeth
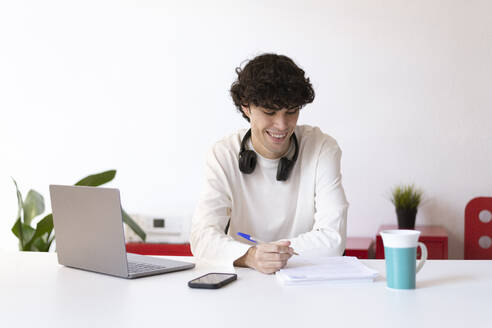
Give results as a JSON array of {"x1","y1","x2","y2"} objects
[{"x1": 267, "y1": 131, "x2": 287, "y2": 138}]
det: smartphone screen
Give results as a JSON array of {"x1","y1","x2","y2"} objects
[{"x1": 188, "y1": 273, "x2": 237, "y2": 289}]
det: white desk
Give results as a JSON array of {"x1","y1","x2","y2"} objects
[{"x1": 1, "y1": 252, "x2": 491, "y2": 328}]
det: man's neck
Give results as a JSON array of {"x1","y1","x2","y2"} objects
[{"x1": 250, "y1": 133, "x2": 291, "y2": 160}]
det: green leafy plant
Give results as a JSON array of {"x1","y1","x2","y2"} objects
[
  {"x1": 12, "y1": 170, "x2": 146, "y2": 252},
  {"x1": 390, "y1": 184, "x2": 423, "y2": 210}
]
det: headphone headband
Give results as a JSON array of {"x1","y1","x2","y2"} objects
[{"x1": 240, "y1": 129, "x2": 253, "y2": 154}]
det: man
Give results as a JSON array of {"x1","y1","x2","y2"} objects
[{"x1": 190, "y1": 53, "x2": 348, "y2": 274}]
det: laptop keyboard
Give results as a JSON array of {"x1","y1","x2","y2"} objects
[{"x1": 128, "y1": 261, "x2": 166, "y2": 274}]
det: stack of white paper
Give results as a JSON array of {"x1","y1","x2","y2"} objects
[{"x1": 276, "y1": 256, "x2": 379, "y2": 285}]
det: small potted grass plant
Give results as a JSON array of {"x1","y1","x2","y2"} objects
[{"x1": 390, "y1": 184, "x2": 423, "y2": 229}]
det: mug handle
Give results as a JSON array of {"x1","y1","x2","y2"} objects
[{"x1": 416, "y1": 242, "x2": 428, "y2": 273}]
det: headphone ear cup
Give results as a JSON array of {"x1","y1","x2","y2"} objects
[
  {"x1": 276, "y1": 157, "x2": 291, "y2": 181},
  {"x1": 239, "y1": 150, "x2": 257, "y2": 174}
]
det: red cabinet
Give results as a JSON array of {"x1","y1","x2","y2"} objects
[
  {"x1": 345, "y1": 237, "x2": 374, "y2": 259},
  {"x1": 127, "y1": 238, "x2": 375, "y2": 259},
  {"x1": 375, "y1": 225, "x2": 448, "y2": 259},
  {"x1": 126, "y1": 243, "x2": 193, "y2": 256}
]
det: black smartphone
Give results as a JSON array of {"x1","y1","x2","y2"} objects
[{"x1": 188, "y1": 272, "x2": 237, "y2": 289}]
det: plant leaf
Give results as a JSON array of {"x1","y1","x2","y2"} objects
[
  {"x1": 32, "y1": 237, "x2": 48, "y2": 252},
  {"x1": 18, "y1": 224, "x2": 36, "y2": 251},
  {"x1": 46, "y1": 235, "x2": 55, "y2": 252},
  {"x1": 390, "y1": 184, "x2": 423, "y2": 210},
  {"x1": 24, "y1": 214, "x2": 53, "y2": 252},
  {"x1": 122, "y1": 209, "x2": 146, "y2": 242},
  {"x1": 23, "y1": 189, "x2": 45, "y2": 226},
  {"x1": 11, "y1": 218, "x2": 22, "y2": 240},
  {"x1": 74, "y1": 170, "x2": 116, "y2": 187},
  {"x1": 12, "y1": 178, "x2": 25, "y2": 249}
]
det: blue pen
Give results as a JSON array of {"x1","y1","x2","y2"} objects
[
  {"x1": 237, "y1": 232, "x2": 264, "y2": 244},
  {"x1": 237, "y1": 232, "x2": 299, "y2": 255}
]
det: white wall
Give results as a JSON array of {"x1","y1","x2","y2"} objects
[{"x1": 1, "y1": 0, "x2": 491, "y2": 258}]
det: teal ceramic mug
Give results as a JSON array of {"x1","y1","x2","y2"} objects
[{"x1": 380, "y1": 230, "x2": 427, "y2": 290}]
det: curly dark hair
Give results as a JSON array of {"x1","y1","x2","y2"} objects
[{"x1": 230, "y1": 53, "x2": 315, "y2": 122}]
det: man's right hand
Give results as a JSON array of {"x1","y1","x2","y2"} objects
[{"x1": 234, "y1": 240, "x2": 294, "y2": 274}]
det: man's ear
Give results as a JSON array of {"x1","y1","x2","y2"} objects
[{"x1": 241, "y1": 105, "x2": 251, "y2": 119}]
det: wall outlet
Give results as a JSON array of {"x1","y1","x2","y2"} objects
[{"x1": 125, "y1": 213, "x2": 191, "y2": 243}]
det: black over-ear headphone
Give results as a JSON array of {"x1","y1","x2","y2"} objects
[{"x1": 238, "y1": 129, "x2": 299, "y2": 181}]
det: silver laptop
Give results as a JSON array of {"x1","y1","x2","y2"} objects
[{"x1": 49, "y1": 185, "x2": 195, "y2": 278}]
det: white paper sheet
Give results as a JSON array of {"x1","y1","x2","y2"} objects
[{"x1": 276, "y1": 256, "x2": 379, "y2": 285}]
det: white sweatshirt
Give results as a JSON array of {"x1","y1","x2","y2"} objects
[{"x1": 190, "y1": 125, "x2": 348, "y2": 266}]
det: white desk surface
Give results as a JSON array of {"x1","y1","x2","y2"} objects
[{"x1": 1, "y1": 251, "x2": 491, "y2": 328}]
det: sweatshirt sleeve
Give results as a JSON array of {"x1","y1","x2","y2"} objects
[
  {"x1": 288, "y1": 139, "x2": 349, "y2": 256},
  {"x1": 190, "y1": 144, "x2": 251, "y2": 266}
]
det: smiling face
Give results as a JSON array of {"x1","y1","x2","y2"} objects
[{"x1": 242, "y1": 104, "x2": 300, "y2": 159}]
